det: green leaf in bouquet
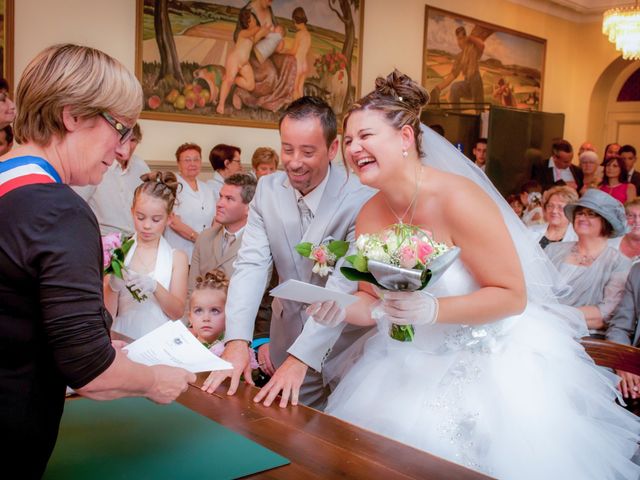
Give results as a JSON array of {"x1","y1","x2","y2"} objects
[
  {"x1": 345, "y1": 253, "x2": 368, "y2": 272},
  {"x1": 327, "y1": 240, "x2": 349, "y2": 258},
  {"x1": 121, "y1": 237, "x2": 135, "y2": 256},
  {"x1": 340, "y1": 266, "x2": 383, "y2": 289},
  {"x1": 111, "y1": 260, "x2": 123, "y2": 279},
  {"x1": 295, "y1": 242, "x2": 313, "y2": 258}
]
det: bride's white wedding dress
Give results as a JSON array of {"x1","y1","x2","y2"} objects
[
  {"x1": 326, "y1": 258, "x2": 640, "y2": 479},
  {"x1": 111, "y1": 235, "x2": 174, "y2": 339}
]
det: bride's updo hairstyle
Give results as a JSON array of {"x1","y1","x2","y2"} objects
[
  {"x1": 343, "y1": 70, "x2": 429, "y2": 157},
  {"x1": 133, "y1": 171, "x2": 180, "y2": 213}
]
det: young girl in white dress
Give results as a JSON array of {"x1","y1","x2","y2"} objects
[
  {"x1": 105, "y1": 171, "x2": 188, "y2": 339},
  {"x1": 308, "y1": 71, "x2": 640, "y2": 479}
]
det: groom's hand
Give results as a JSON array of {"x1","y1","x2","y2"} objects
[
  {"x1": 201, "y1": 340, "x2": 254, "y2": 395},
  {"x1": 253, "y1": 355, "x2": 308, "y2": 408}
]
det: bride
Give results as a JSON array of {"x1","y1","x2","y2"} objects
[
  {"x1": 105, "y1": 171, "x2": 188, "y2": 339},
  {"x1": 308, "y1": 71, "x2": 640, "y2": 478}
]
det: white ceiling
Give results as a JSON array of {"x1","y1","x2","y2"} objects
[{"x1": 508, "y1": 0, "x2": 636, "y2": 22}]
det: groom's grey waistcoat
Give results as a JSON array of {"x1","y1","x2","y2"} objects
[{"x1": 224, "y1": 164, "x2": 374, "y2": 369}]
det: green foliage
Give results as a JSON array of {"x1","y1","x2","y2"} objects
[
  {"x1": 295, "y1": 242, "x2": 313, "y2": 258},
  {"x1": 327, "y1": 240, "x2": 349, "y2": 258}
]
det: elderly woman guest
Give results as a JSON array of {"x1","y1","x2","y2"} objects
[
  {"x1": 164, "y1": 142, "x2": 216, "y2": 262},
  {"x1": 528, "y1": 185, "x2": 578, "y2": 248},
  {"x1": 251, "y1": 146, "x2": 279, "y2": 179},
  {"x1": 546, "y1": 189, "x2": 631, "y2": 337},
  {"x1": 600, "y1": 156, "x2": 636, "y2": 203},
  {"x1": 0, "y1": 44, "x2": 194, "y2": 477},
  {"x1": 609, "y1": 198, "x2": 640, "y2": 261},
  {"x1": 578, "y1": 150, "x2": 601, "y2": 195},
  {"x1": 207, "y1": 143, "x2": 243, "y2": 200}
]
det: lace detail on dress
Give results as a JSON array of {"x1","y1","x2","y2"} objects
[
  {"x1": 427, "y1": 358, "x2": 492, "y2": 475},
  {"x1": 443, "y1": 323, "x2": 506, "y2": 353}
]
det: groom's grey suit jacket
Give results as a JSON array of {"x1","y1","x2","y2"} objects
[
  {"x1": 606, "y1": 262, "x2": 640, "y2": 348},
  {"x1": 224, "y1": 164, "x2": 375, "y2": 371}
]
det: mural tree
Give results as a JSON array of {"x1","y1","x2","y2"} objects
[
  {"x1": 328, "y1": 0, "x2": 358, "y2": 111},
  {"x1": 154, "y1": 0, "x2": 184, "y2": 88}
]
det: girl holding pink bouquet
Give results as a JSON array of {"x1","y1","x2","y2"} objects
[
  {"x1": 104, "y1": 171, "x2": 188, "y2": 339},
  {"x1": 188, "y1": 269, "x2": 258, "y2": 369}
]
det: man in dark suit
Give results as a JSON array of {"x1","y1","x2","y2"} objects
[
  {"x1": 620, "y1": 144, "x2": 640, "y2": 195},
  {"x1": 606, "y1": 263, "x2": 640, "y2": 403},
  {"x1": 531, "y1": 139, "x2": 583, "y2": 192}
]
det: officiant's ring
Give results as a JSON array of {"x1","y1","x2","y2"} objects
[{"x1": 633, "y1": 386, "x2": 639, "y2": 392}]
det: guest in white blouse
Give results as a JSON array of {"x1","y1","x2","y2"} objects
[
  {"x1": 164, "y1": 142, "x2": 215, "y2": 261},
  {"x1": 207, "y1": 144, "x2": 243, "y2": 200},
  {"x1": 528, "y1": 185, "x2": 578, "y2": 249},
  {"x1": 609, "y1": 198, "x2": 640, "y2": 261}
]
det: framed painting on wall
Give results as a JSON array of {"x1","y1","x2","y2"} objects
[
  {"x1": 422, "y1": 6, "x2": 546, "y2": 112},
  {"x1": 136, "y1": 0, "x2": 364, "y2": 128},
  {"x1": 0, "y1": 0, "x2": 13, "y2": 89}
]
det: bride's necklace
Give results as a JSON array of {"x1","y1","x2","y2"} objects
[
  {"x1": 383, "y1": 165, "x2": 422, "y2": 225},
  {"x1": 570, "y1": 244, "x2": 599, "y2": 266}
]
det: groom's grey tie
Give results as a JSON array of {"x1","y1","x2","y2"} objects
[{"x1": 297, "y1": 197, "x2": 314, "y2": 232}]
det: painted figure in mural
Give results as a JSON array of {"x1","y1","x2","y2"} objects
[
  {"x1": 287, "y1": 7, "x2": 312, "y2": 100},
  {"x1": 431, "y1": 26, "x2": 485, "y2": 111}
]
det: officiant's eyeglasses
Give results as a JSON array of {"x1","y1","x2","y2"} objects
[{"x1": 100, "y1": 112, "x2": 133, "y2": 145}]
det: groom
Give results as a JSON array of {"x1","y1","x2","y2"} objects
[{"x1": 202, "y1": 96, "x2": 374, "y2": 409}]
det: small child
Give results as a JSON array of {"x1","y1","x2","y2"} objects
[
  {"x1": 188, "y1": 270, "x2": 227, "y2": 348},
  {"x1": 188, "y1": 269, "x2": 259, "y2": 369},
  {"x1": 288, "y1": 7, "x2": 311, "y2": 99},
  {"x1": 216, "y1": 9, "x2": 268, "y2": 114}
]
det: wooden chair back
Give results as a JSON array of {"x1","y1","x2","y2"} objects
[{"x1": 580, "y1": 337, "x2": 640, "y2": 376}]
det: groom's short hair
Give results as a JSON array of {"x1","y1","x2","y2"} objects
[{"x1": 279, "y1": 96, "x2": 337, "y2": 148}]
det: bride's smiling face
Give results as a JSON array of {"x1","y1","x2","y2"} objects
[{"x1": 343, "y1": 109, "x2": 409, "y2": 187}]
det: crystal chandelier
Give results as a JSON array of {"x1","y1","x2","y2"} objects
[{"x1": 603, "y1": 2, "x2": 640, "y2": 60}]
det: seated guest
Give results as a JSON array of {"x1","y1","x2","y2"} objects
[
  {"x1": 578, "y1": 150, "x2": 601, "y2": 195},
  {"x1": 207, "y1": 143, "x2": 243, "y2": 199},
  {"x1": 604, "y1": 142, "x2": 621, "y2": 161},
  {"x1": 106, "y1": 172, "x2": 188, "y2": 339},
  {"x1": 531, "y1": 138, "x2": 583, "y2": 191},
  {"x1": 579, "y1": 141, "x2": 596, "y2": 155},
  {"x1": 164, "y1": 142, "x2": 215, "y2": 262},
  {"x1": 472, "y1": 138, "x2": 487, "y2": 171},
  {"x1": 519, "y1": 180, "x2": 544, "y2": 226},
  {"x1": 506, "y1": 193, "x2": 524, "y2": 218},
  {"x1": 606, "y1": 262, "x2": 640, "y2": 402},
  {"x1": 609, "y1": 198, "x2": 640, "y2": 261},
  {"x1": 528, "y1": 185, "x2": 578, "y2": 248},
  {"x1": 599, "y1": 156, "x2": 636, "y2": 204},
  {"x1": 189, "y1": 172, "x2": 256, "y2": 293},
  {"x1": 619, "y1": 144, "x2": 640, "y2": 195},
  {"x1": 546, "y1": 189, "x2": 631, "y2": 337},
  {"x1": 0, "y1": 77, "x2": 15, "y2": 129},
  {"x1": 73, "y1": 123, "x2": 149, "y2": 235},
  {"x1": 0, "y1": 125, "x2": 13, "y2": 156},
  {"x1": 251, "y1": 146, "x2": 279, "y2": 179}
]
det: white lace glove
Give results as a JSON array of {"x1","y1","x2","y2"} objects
[
  {"x1": 108, "y1": 274, "x2": 127, "y2": 292},
  {"x1": 306, "y1": 301, "x2": 346, "y2": 327},
  {"x1": 379, "y1": 289, "x2": 439, "y2": 326},
  {"x1": 126, "y1": 272, "x2": 158, "y2": 297}
]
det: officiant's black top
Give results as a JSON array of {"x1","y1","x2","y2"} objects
[{"x1": 0, "y1": 183, "x2": 115, "y2": 478}]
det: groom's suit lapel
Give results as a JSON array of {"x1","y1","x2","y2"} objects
[{"x1": 300, "y1": 166, "x2": 345, "y2": 284}]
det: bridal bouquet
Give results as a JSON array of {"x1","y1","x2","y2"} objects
[
  {"x1": 341, "y1": 223, "x2": 459, "y2": 342},
  {"x1": 102, "y1": 233, "x2": 145, "y2": 302}
]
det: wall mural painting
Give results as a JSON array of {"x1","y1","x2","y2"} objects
[
  {"x1": 137, "y1": 0, "x2": 364, "y2": 128},
  {"x1": 423, "y1": 6, "x2": 546, "y2": 112}
]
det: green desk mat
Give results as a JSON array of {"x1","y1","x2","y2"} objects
[{"x1": 44, "y1": 397, "x2": 289, "y2": 480}]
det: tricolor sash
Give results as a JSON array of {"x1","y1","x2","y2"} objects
[{"x1": 0, "y1": 156, "x2": 62, "y2": 198}]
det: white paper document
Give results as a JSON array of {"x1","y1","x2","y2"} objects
[
  {"x1": 270, "y1": 279, "x2": 359, "y2": 308},
  {"x1": 123, "y1": 321, "x2": 233, "y2": 373}
]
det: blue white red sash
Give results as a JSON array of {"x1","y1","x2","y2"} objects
[{"x1": 0, "y1": 156, "x2": 62, "y2": 198}]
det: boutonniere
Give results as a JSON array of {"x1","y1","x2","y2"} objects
[{"x1": 295, "y1": 239, "x2": 349, "y2": 277}]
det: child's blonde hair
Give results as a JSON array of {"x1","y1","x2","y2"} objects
[{"x1": 194, "y1": 269, "x2": 229, "y2": 293}]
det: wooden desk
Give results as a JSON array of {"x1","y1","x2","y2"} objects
[{"x1": 182, "y1": 373, "x2": 493, "y2": 479}]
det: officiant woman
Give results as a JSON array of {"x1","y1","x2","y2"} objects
[{"x1": 0, "y1": 44, "x2": 195, "y2": 478}]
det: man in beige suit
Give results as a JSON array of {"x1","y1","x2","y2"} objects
[
  {"x1": 188, "y1": 172, "x2": 256, "y2": 290},
  {"x1": 201, "y1": 97, "x2": 375, "y2": 410}
]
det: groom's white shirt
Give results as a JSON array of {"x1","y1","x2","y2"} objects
[{"x1": 224, "y1": 163, "x2": 375, "y2": 373}]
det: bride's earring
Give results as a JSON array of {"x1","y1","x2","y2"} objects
[{"x1": 402, "y1": 149, "x2": 408, "y2": 158}]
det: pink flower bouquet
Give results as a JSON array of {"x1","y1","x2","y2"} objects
[
  {"x1": 341, "y1": 223, "x2": 459, "y2": 342},
  {"x1": 101, "y1": 233, "x2": 145, "y2": 302}
]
